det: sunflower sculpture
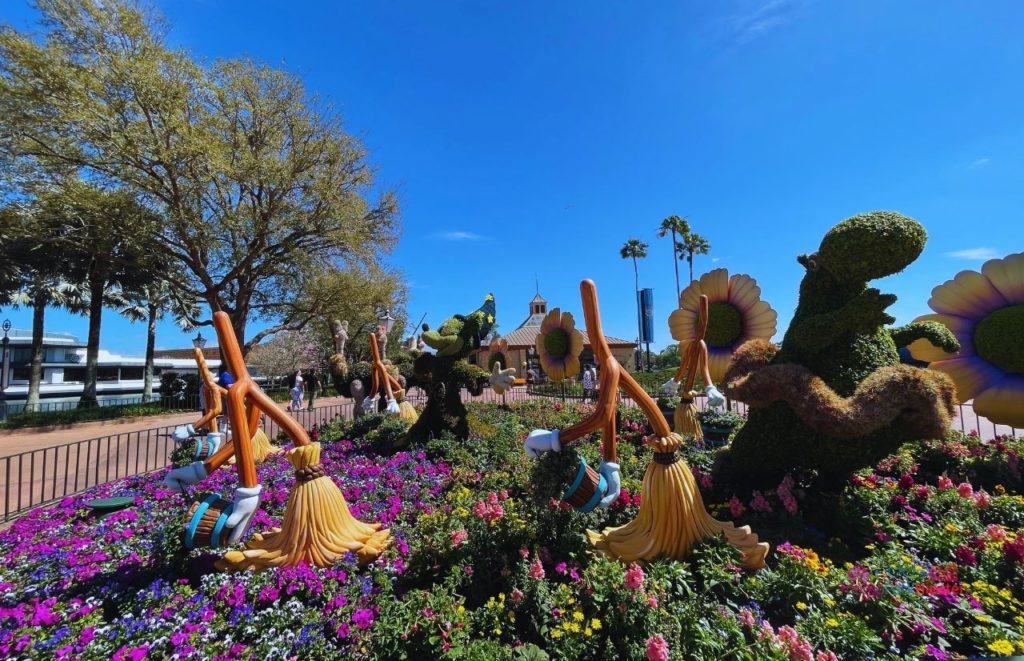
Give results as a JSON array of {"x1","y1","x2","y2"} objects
[
  {"x1": 485, "y1": 336, "x2": 511, "y2": 371},
  {"x1": 909, "y1": 252, "x2": 1024, "y2": 428},
  {"x1": 536, "y1": 308, "x2": 585, "y2": 383},
  {"x1": 668, "y1": 269, "x2": 778, "y2": 384}
]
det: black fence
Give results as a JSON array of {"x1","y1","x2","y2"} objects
[{"x1": 0, "y1": 387, "x2": 1018, "y2": 522}]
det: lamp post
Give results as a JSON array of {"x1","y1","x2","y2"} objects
[
  {"x1": 1, "y1": 320, "x2": 11, "y2": 410},
  {"x1": 192, "y1": 331, "x2": 207, "y2": 350}
]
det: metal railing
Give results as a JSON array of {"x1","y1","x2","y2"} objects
[{"x1": 0, "y1": 387, "x2": 1018, "y2": 522}]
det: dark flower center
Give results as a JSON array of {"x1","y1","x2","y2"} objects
[
  {"x1": 544, "y1": 328, "x2": 570, "y2": 358},
  {"x1": 704, "y1": 301, "x2": 743, "y2": 348},
  {"x1": 974, "y1": 304, "x2": 1024, "y2": 374},
  {"x1": 488, "y1": 352, "x2": 507, "y2": 370}
]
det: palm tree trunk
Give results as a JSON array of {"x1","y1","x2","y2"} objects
[
  {"x1": 24, "y1": 289, "x2": 47, "y2": 412},
  {"x1": 633, "y1": 257, "x2": 643, "y2": 371},
  {"x1": 688, "y1": 253, "x2": 694, "y2": 283},
  {"x1": 79, "y1": 275, "x2": 105, "y2": 408},
  {"x1": 671, "y1": 229, "x2": 681, "y2": 302},
  {"x1": 142, "y1": 299, "x2": 157, "y2": 403}
]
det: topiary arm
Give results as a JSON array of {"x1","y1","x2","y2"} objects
[
  {"x1": 889, "y1": 321, "x2": 960, "y2": 353},
  {"x1": 452, "y1": 360, "x2": 489, "y2": 395},
  {"x1": 789, "y1": 288, "x2": 897, "y2": 352}
]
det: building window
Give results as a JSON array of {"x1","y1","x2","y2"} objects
[
  {"x1": 10, "y1": 347, "x2": 31, "y2": 366},
  {"x1": 63, "y1": 367, "x2": 86, "y2": 382},
  {"x1": 97, "y1": 367, "x2": 119, "y2": 382},
  {"x1": 120, "y1": 367, "x2": 144, "y2": 380},
  {"x1": 12, "y1": 366, "x2": 31, "y2": 381}
]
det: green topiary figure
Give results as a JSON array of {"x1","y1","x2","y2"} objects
[
  {"x1": 717, "y1": 212, "x2": 961, "y2": 488},
  {"x1": 408, "y1": 294, "x2": 514, "y2": 444}
]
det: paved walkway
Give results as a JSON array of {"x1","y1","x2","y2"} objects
[{"x1": 0, "y1": 395, "x2": 355, "y2": 456}]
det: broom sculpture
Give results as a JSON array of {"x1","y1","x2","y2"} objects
[
  {"x1": 164, "y1": 311, "x2": 390, "y2": 570},
  {"x1": 365, "y1": 331, "x2": 419, "y2": 425},
  {"x1": 524, "y1": 280, "x2": 769, "y2": 569},
  {"x1": 169, "y1": 347, "x2": 277, "y2": 462}
]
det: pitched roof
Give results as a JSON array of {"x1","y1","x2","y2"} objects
[
  {"x1": 152, "y1": 347, "x2": 222, "y2": 361},
  {"x1": 492, "y1": 324, "x2": 634, "y2": 349}
]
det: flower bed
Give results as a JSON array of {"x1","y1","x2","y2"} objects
[{"x1": 1, "y1": 402, "x2": 1022, "y2": 659}]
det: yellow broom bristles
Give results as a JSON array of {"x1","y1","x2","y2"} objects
[
  {"x1": 398, "y1": 400, "x2": 419, "y2": 424},
  {"x1": 219, "y1": 443, "x2": 390, "y2": 571},
  {"x1": 250, "y1": 428, "x2": 279, "y2": 462},
  {"x1": 674, "y1": 391, "x2": 702, "y2": 441},
  {"x1": 587, "y1": 433, "x2": 768, "y2": 569}
]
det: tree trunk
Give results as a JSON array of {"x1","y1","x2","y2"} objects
[
  {"x1": 671, "y1": 229, "x2": 681, "y2": 303},
  {"x1": 142, "y1": 300, "x2": 157, "y2": 403},
  {"x1": 79, "y1": 275, "x2": 105, "y2": 408},
  {"x1": 633, "y1": 258, "x2": 643, "y2": 371},
  {"x1": 688, "y1": 254, "x2": 694, "y2": 283},
  {"x1": 24, "y1": 289, "x2": 47, "y2": 412}
]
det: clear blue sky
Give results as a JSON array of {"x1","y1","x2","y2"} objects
[{"x1": 2, "y1": 0, "x2": 1022, "y2": 355}]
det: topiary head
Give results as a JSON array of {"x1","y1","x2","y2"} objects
[
  {"x1": 420, "y1": 294, "x2": 496, "y2": 358},
  {"x1": 801, "y1": 212, "x2": 926, "y2": 283}
]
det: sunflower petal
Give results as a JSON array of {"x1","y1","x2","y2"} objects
[
  {"x1": 981, "y1": 252, "x2": 1024, "y2": 304},
  {"x1": 706, "y1": 349, "x2": 733, "y2": 386},
  {"x1": 564, "y1": 355, "x2": 581, "y2": 380},
  {"x1": 972, "y1": 374, "x2": 1024, "y2": 428},
  {"x1": 727, "y1": 274, "x2": 762, "y2": 314},
  {"x1": 539, "y1": 354, "x2": 565, "y2": 383},
  {"x1": 929, "y1": 355, "x2": 1004, "y2": 403},
  {"x1": 668, "y1": 308, "x2": 698, "y2": 343},
  {"x1": 540, "y1": 309, "x2": 560, "y2": 334},
  {"x1": 678, "y1": 281, "x2": 705, "y2": 312},
  {"x1": 700, "y1": 268, "x2": 730, "y2": 302},
  {"x1": 569, "y1": 329, "x2": 585, "y2": 356},
  {"x1": 929, "y1": 270, "x2": 1008, "y2": 319},
  {"x1": 742, "y1": 301, "x2": 778, "y2": 339}
]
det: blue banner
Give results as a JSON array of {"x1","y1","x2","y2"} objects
[{"x1": 639, "y1": 288, "x2": 654, "y2": 343}]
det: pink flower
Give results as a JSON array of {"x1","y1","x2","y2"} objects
[
  {"x1": 646, "y1": 634, "x2": 670, "y2": 661},
  {"x1": 985, "y1": 524, "x2": 1007, "y2": 542},
  {"x1": 974, "y1": 490, "x2": 990, "y2": 509},
  {"x1": 647, "y1": 594, "x2": 659, "y2": 608},
  {"x1": 957, "y1": 482, "x2": 974, "y2": 498},
  {"x1": 1004, "y1": 538, "x2": 1024, "y2": 564},
  {"x1": 519, "y1": 547, "x2": 530, "y2": 559},
  {"x1": 915, "y1": 485, "x2": 930, "y2": 500},
  {"x1": 750, "y1": 491, "x2": 773, "y2": 513},
  {"x1": 450, "y1": 529, "x2": 468, "y2": 546},
  {"x1": 700, "y1": 472, "x2": 713, "y2": 489},
  {"x1": 624, "y1": 563, "x2": 645, "y2": 590},
  {"x1": 898, "y1": 474, "x2": 915, "y2": 489},
  {"x1": 777, "y1": 625, "x2": 813, "y2": 661},
  {"x1": 528, "y1": 558, "x2": 545, "y2": 580},
  {"x1": 937, "y1": 476, "x2": 954, "y2": 491},
  {"x1": 729, "y1": 496, "x2": 745, "y2": 518},
  {"x1": 511, "y1": 589, "x2": 524, "y2": 603},
  {"x1": 739, "y1": 608, "x2": 756, "y2": 627},
  {"x1": 816, "y1": 652, "x2": 839, "y2": 661}
]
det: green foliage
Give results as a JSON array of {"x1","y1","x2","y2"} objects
[
  {"x1": 696, "y1": 408, "x2": 745, "y2": 429},
  {"x1": 817, "y1": 211, "x2": 926, "y2": 282},
  {"x1": 529, "y1": 446, "x2": 582, "y2": 505},
  {"x1": 169, "y1": 439, "x2": 198, "y2": 468},
  {"x1": 889, "y1": 320, "x2": 960, "y2": 353},
  {"x1": 973, "y1": 304, "x2": 1024, "y2": 373},
  {"x1": 705, "y1": 301, "x2": 743, "y2": 347},
  {"x1": 0, "y1": 401, "x2": 176, "y2": 429}
]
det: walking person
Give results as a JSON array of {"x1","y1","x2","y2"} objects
[
  {"x1": 305, "y1": 369, "x2": 320, "y2": 411},
  {"x1": 288, "y1": 370, "x2": 304, "y2": 412},
  {"x1": 582, "y1": 364, "x2": 595, "y2": 400}
]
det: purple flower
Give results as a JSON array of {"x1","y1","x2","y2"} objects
[{"x1": 352, "y1": 608, "x2": 375, "y2": 630}]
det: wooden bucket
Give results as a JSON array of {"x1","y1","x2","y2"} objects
[
  {"x1": 700, "y1": 423, "x2": 732, "y2": 447},
  {"x1": 184, "y1": 494, "x2": 236, "y2": 550},
  {"x1": 192, "y1": 433, "x2": 223, "y2": 461},
  {"x1": 561, "y1": 457, "x2": 606, "y2": 513}
]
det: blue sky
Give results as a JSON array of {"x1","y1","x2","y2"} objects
[{"x1": 2, "y1": 0, "x2": 1022, "y2": 355}]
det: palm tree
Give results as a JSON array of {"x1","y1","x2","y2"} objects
[
  {"x1": 679, "y1": 232, "x2": 711, "y2": 283},
  {"x1": 657, "y1": 215, "x2": 691, "y2": 302},
  {"x1": 117, "y1": 282, "x2": 197, "y2": 403},
  {"x1": 619, "y1": 238, "x2": 648, "y2": 369}
]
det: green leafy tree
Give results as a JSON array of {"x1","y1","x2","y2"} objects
[
  {"x1": 619, "y1": 238, "x2": 648, "y2": 368},
  {"x1": 33, "y1": 180, "x2": 160, "y2": 407},
  {"x1": 0, "y1": 0, "x2": 400, "y2": 354},
  {"x1": 657, "y1": 215, "x2": 691, "y2": 302}
]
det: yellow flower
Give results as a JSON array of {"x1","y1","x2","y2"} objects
[
  {"x1": 551, "y1": 629, "x2": 563, "y2": 639},
  {"x1": 824, "y1": 598, "x2": 835, "y2": 607},
  {"x1": 494, "y1": 627, "x2": 502, "y2": 635},
  {"x1": 988, "y1": 640, "x2": 1015, "y2": 656},
  {"x1": 591, "y1": 618, "x2": 602, "y2": 631},
  {"x1": 795, "y1": 602, "x2": 807, "y2": 611},
  {"x1": 536, "y1": 308, "x2": 584, "y2": 383},
  {"x1": 457, "y1": 605, "x2": 465, "y2": 614},
  {"x1": 585, "y1": 628, "x2": 593, "y2": 637},
  {"x1": 668, "y1": 268, "x2": 778, "y2": 383},
  {"x1": 826, "y1": 618, "x2": 839, "y2": 628},
  {"x1": 573, "y1": 611, "x2": 584, "y2": 622}
]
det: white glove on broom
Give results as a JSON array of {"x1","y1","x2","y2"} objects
[
  {"x1": 386, "y1": 398, "x2": 400, "y2": 415},
  {"x1": 171, "y1": 425, "x2": 194, "y2": 444},
  {"x1": 524, "y1": 429, "x2": 561, "y2": 458},
  {"x1": 661, "y1": 378, "x2": 678, "y2": 395},
  {"x1": 163, "y1": 461, "x2": 207, "y2": 492},
  {"x1": 598, "y1": 461, "x2": 621, "y2": 508},
  {"x1": 225, "y1": 485, "x2": 262, "y2": 544},
  {"x1": 705, "y1": 384, "x2": 726, "y2": 408}
]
